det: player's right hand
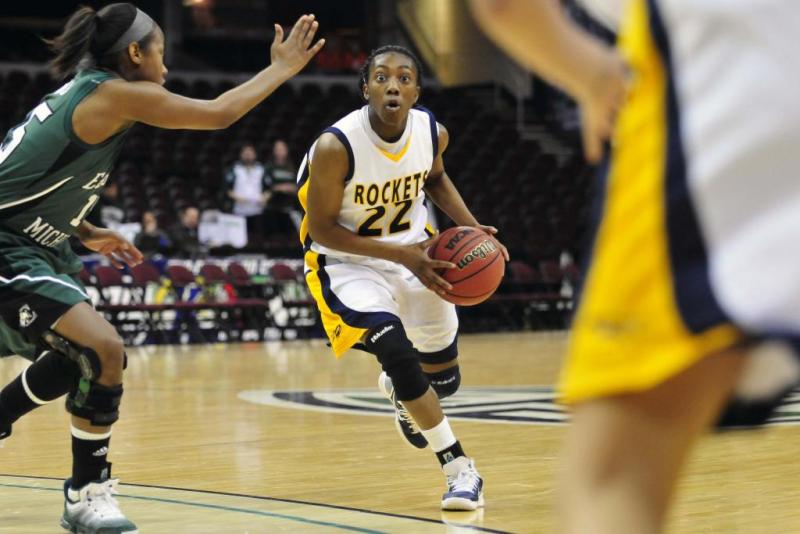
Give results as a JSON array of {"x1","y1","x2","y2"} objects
[
  {"x1": 395, "y1": 238, "x2": 456, "y2": 296},
  {"x1": 576, "y1": 48, "x2": 629, "y2": 164},
  {"x1": 270, "y1": 14, "x2": 326, "y2": 77}
]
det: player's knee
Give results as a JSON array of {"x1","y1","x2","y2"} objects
[
  {"x1": 418, "y1": 339, "x2": 460, "y2": 398},
  {"x1": 93, "y1": 334, "x2": 125, "y2": 375},
  {"x1": 41, "y1": 330, "x2": 124, "y2": 385},
  {"x1": 38, "y1": 335, "x2": 124, "y2": 426},
  {"x1": 426, "y1": 365, "x2": 461, "y2": 399},
  {"x1": 365, "y1": 321, "x2": 429, "y2": 402}
]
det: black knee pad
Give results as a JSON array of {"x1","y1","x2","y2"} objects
[
  {"x1": 41, "y1": 330, "x2": 102, "y2": 381},
  {"x1": 66, "y1": 381, "x2": 123, "y2": 426},
  {"x1": 24, "y1": 351, "x2": 83, "y2": 403},
  {"x1": 426, "y1": 365, "x2": 461, "y2": 399},
  {"x1": 365, "y1": 322, "x2": 429, "y2": 402}
]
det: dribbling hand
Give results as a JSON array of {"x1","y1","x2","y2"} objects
[
  {"x1": 270, "y1": 14, "x2": 326, "y2": 77},
  {"x1": 395, "y1": 237, "x2": 456, "y2": 296}
]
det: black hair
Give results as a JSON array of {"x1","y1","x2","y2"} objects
[
  {"x1": 358, "y1": 45, "x2": 422, "y2": 97},
  {"x1": 45, "y1": 3, "x2": 158, "y2": 80}
]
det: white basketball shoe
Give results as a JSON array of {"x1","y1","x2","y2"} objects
[
  {"x1": 441, "y1": 456, "x2": 485, "y2": 511},
  {"x1": 61, "y1": 476, "x2": 138, "y2": 534}
]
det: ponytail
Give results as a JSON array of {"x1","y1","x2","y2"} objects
[
  {"x1": 45, "y1": 6, "x2": 98, "y2": 80},
  {"x1": 45, "y1": 3, "x2": 153, "y2": 81}
]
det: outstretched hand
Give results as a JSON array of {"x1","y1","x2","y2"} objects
[
  {"x1": 271, "y1": 14, "x2": 326, "y2": 77},
  {"x1": 81, "y1": 228, "x2": 143, "y2": 269},
  {"x1": 396, "y1": 237, "x2": 456, "y2": 296}
]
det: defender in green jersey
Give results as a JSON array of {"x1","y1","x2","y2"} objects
[{"x1": 0, "y1": 4, "x2": 324, "y2": 533}]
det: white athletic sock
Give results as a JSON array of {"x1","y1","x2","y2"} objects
[
  {"x1": 70, "y1": 425, "x2": 112, "y2": 440},
  {"x1": 421, "y1": 417, "x2": 457, "y2": 453}
]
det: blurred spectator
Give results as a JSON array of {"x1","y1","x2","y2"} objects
[
  {"x1": 134, "y1": 211, "x2": 172, "y2": 257},
  {"x1": 87, "y1": 181, "x2": 124, "y2": 228},
  {"x1": 266, "y1": 139, "x2": 297, "y2": 196},
  {"x1": 168, "y1": 206, "x2": 204, "y2": 258},
  {"x1": 223, "y1": 143, "x2": 271, "y2": 240},
  {"x1": 265, "y1": 139, "x2": 301, "y2": 234}
]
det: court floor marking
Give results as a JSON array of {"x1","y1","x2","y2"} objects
[
  {"x1": 0, "y1": 481, "x2": 381, "y2": 533},
  {"x1": 0, "y1": 474, "x2": 510, "y2": 534}
]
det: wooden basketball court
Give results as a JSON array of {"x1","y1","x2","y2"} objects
[{"x1": 0, "y1": 332, "x2": 798, "y2": 533}]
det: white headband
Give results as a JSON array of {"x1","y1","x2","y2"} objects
[{"x1": 104, "y1": 8, "x2": 156, "y2": 54}]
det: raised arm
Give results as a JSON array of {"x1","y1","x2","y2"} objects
[
  {"x1": 307, "y1": 133, "x2": 455, "y2": 294},
  {"x1": 80, "y1": 15, "x2": 324, "y2": 136}
]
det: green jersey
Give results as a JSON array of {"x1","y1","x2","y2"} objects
[{"x1": 0, "y1": 68, "x2": 129, "y2": 252}]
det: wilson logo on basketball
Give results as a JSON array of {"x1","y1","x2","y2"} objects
[{"x1": 456, "y1": 240, "x2": 498, "y2": 270}]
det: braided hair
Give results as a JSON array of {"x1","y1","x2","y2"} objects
[{"x1": 358, "y1": 45, "x2": 422, "y2": 99}]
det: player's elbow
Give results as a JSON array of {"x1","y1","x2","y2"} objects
[
  {"x1": 307, "y1": 222, "x2": 325, "y2": 244},
  {"x1": 209, "y1": 99, "x2": 240, "y2": 129},
  {"x1": 217, "y1": 109, "x2": 239, "y2": 129},
  {"x1": 307, "y1": 218, "x2": 334, "y2": 247}
]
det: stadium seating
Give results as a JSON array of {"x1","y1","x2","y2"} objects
[
  {"x1": 0, "y1": 69, "x2": 590, "y2": 266},
  {"x1": 0, "y1": 68, "x2": 590, "y2": 336}
]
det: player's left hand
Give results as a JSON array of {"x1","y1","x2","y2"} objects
[
  {"x1": 271, "y1": 14, "x2": 326, "y2": 77},
  {"x1": 81, "y1": 228, "x2": 144, "y2": 269},
  {"x1": 475, "y1": 224, "x2": 510, "y2": 261}
]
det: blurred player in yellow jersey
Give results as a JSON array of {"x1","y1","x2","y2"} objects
[{"x1": 472, "y1": 0, "x2": 800, "y2": 532}]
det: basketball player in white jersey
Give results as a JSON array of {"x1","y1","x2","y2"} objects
[
  {"x1": 297, "y1": 45, "x2": 508, "y2": 511},
  {"x1": 473, "y1": 0, "x2": 800, "y2": 532}
]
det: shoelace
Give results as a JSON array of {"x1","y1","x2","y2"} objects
[
  {"x1": 85, "y1": 479, "x2": 124, "y2": 519},
  {"x1": 390, "y1": 390, "x2": 422, "y2": 434},
  {"x1": 447, "y1": 467, "x2": 480, "y2": 494},
  {"x1": 396, "y1": 403, "x2": 422, "y2": 434}
]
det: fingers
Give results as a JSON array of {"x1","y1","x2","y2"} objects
[
  {"x1": 98, "y1": 244, "x2": 116, "y2": 256},
  {"x1": 297, "y1": 15, "x2": 312, "y2": 44},
  {"x1": 419, "y1": 236, "x2": 439, "y2": 249},
  {"x1": 480, "y1": 225, "x2": 498, "y2": 234},
  {"x1": 102, "y1": 243, "x2": 143, "y2": 268},
  {"x1": 500, "y1": 244, "x2": 511, "y2": 261},
  {"x1": 307, "y1": 37, "x2": 326, "y2": 58},
  {"x1": 272, "y1": 23, "x2": 284, "y2": 46},
  {"x1": 287, "y1": 14, "x2": 314, "y2": 48},
  {"x1": 106, "y1": 254, "x2": 124, "y2": 270},
  {"x1": 127, "y1": 243, "x2": 144, "y2": 264},
  {"x1": 117, "y1": 248, "x2": 142, "y2": 267},
  {"x1": 430, "y1": 259, "x2": 456, "y2": 270},
  {"x1": 426, "y1": 272, "x2": 452, "y2": 295},
  {"x1": 302, "y1": 19, "x2": 318, "y2": 49},
  {"x1": 581, "y1": 115, "x2": 604, "y2": 164},
  {"x1": 290, "y1": 14, "x2": 308, "y2": 38}
]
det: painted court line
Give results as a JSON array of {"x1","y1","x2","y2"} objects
[{"x1": 0, "y1": 474, "x2": 509, "y2": 534}]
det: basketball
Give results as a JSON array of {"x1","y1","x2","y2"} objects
[{"x1": 427, "y1": 226, "x2": 505, "y2": 306}]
